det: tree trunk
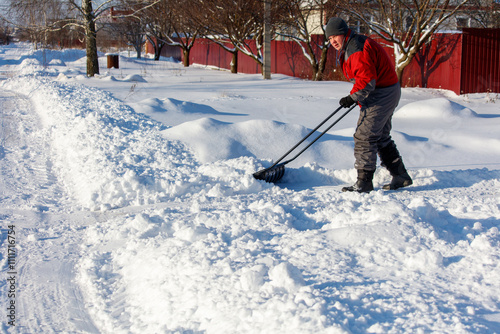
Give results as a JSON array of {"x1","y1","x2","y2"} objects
[
  {"x1": 316, "y1": 46, "x2": 329, "y2": 82},
  {"x1": 154, "y1": 41, "x2": 164, "y2": 60},
  {"x1": 154, "y1": 47, "x2": 161, "y2": 60},
  {"x1": 134, "y1": 36, "x2": 142, "y2": 59},
  {"x1": 311, "y1": 64, "x2": 319, "y2": 81},
  {"x1": 83, "y1": 0, "x2": 99, "y2": 77},
  {"x1": 396, "y1": 66, "x2": 404, "y2": 83},
  {"x1": 395, "y1": 48, "x2": 416, "y2": 83},
  {"x1": 183, "y1": 49, "x2": 190, "y2": 67},
  {"x1": 309, "y1": 55, "x2": 322, "y2": 81},
  {"x1": 230, "y1": 51, "x2": 238, "y2": 74}
]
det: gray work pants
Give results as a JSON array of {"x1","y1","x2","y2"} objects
[{"x1": 353, "y1": 83, "x2": 401, "y2": 171}]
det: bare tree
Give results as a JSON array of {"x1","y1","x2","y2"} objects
[
  {"x1": 191, "y1": 0, "x2": 261, "y2": 73},
  {"x1": 110, "y1": 0, "x2": 202, "y2": 65},
  {"x1": 162, "y1": 0, "x2": 201, "y2": 67},
  {"x1": 72, "y1": 0, "x2": 101, "y2": 76},
  {"x1": 142, "y1": 0, "x2": 173, "y2": 60},
  {"x1": 7, "y1": 0, "x2": 160, "y2": 75},
  {"x1": 117, "y1": 17, "x2": 147, "y2": 59},
  {"x1": 494, "y1": 1, "x2": 500, "y2": 28},
  {"x1": 0, "y1": 17, "x2": 13, "y2": 45},
  {"x1": 466, "y1": 0, "x2": 500, "y2": 28},
  {"x1": 7, "y1": 0, "x2": 110, "y2": 75},
  {"x1": 192, "y1": 0, "x2": 288, "y2": 74},
  {"x1": 279, "y1": 0, "x2": 343, "y2": 81},
  {"x1": 345, "y1": 0, "x2": 473, "y2": 80},
  {"x1": 7, "y1": 0, "x2": 68, "y2": 48},
  {"x1": 8, "y1": 0, "x2": 42, "y2": 47},
  {"x1": 105, "y1": 3, "x2": 148, "y2": 58},
  {"x1": 66, "y1": 0, "x2": 161, "y2": 75}
]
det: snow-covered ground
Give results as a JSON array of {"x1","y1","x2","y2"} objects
[{"x1": 0, "y1": 43, "x2": 499, "y2": 333}]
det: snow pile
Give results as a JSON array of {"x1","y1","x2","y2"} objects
[
  {"x1": 129, "y1": 97, "x2": 248, "y2": 127},
  {"x1": 96, "y1": 74, "x2": 147, "y2": 82},
  {"x1": 394, "y1": 98, "x2": 478, "y2": 119},
  {"x1": 76, "y1": 173, "x2": 500, "y2": 332},
  {"x1": 2, "y1": 74, "x2": 267, "y2": 209},
  {"x1": 32, "y1": 48, "x2": 87, "y2": 65},
  {"x1": 18, "y1": 58, "x2": 45, "y2": 75},
  {"x1": 78, "y1": 207, "x2": 337, "y2": 333},
  {"x1": 164, "y1": 118, "x2": 303, "y2": 163}
]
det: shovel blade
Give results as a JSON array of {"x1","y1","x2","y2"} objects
[{"x1": 253, "y1": 164, "x2": 286, "y2": 183}]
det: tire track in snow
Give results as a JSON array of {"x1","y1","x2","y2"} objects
[
  {"x1": 0, "y1": 90, "x2": 99, "y2": 333},
  {"x1": 0, "y1": 90, "x2": 66, "y2": 210}
]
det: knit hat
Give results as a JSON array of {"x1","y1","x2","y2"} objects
[{"x1": 325, "y1": 17, "x2": 349, "y2": 38}]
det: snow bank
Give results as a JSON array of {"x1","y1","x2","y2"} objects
[
  {"x1": 96, "y1": 74, "x2": 147, "y2": 82},
  {"x1": 32, "y1": 48, "x2": 87, "y2": 65},
  {"x1": 2, "y1": 74, "x2": 268, "y2": 209},
  {"x1": 163, "y1": 118, "x2": 303, "y2": 163},
  {"x1": 162, "y1": 117, "x2": 354, "y2": 173},
  {"x1": 18, "y1": 58, "x2": 45, "y2": 75},
  {"x1": 129, "y1": 97, "x2": 246, "y2": 127},
  {"x1": 394, "y1": 98, "x2": 478, "y2": 119}
]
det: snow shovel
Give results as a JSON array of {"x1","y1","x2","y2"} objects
[{"x1": 253, "y1": 104, "x2": 357, "y2": 183}]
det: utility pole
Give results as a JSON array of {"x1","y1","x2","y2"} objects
[{"x1": 263, "y1": 0, "x2": 271, "y2": 79}]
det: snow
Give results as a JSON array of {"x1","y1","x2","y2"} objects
[{"x1": 0, "y1": 43, "x2": 499, "y2": 333}]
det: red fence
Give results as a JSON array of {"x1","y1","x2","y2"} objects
[
  {"x1": 389, "y1": 33, "x2": 464, "y2": 94},
  {"x1": 460, "y1": 28, "x2": 500, "y2": 94},
  {"x1": 153, "y1": 29, "x2": 500, "y2": 95},
  {"x1": 169, "y1": 38, "x2": 338, "y2": 80}
]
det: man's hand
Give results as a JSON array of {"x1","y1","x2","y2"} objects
[{"x1": 339, "y1": 95, "x2": 355, "y2": 108}]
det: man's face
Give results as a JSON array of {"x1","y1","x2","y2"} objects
[{"x1": 329, "y1": 35, "x2": 344, "y2": 51}]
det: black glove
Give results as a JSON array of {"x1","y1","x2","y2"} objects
[{"x1": 339, "y1": 95, "x2": 355, "y2": 108}]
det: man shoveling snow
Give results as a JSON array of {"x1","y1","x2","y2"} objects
[{"x1": 325, "y1": 17, "x2": 413, "y2": 193}]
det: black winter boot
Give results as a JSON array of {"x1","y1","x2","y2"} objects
[
  {"x1": 342, "y1": 169, "x2": 374, "y2": 193},
  {"x1": 379, "y1": 142, "x2": 412, "y2": 190},
  {"x1": 382, "y1": 158, "x2": 413, "y2": 190}
]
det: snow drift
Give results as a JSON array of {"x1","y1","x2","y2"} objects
[{"x1": 3, "y1": 64, "x2": 270, "y2": 210}]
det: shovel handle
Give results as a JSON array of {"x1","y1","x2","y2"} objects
[
  {"x1": 270, "y1": 104, "x2": 356, "y2": 168},
  {"x1": 269, "y1": 105, "x2": 344, "y2": 168},
  {"x1": 280, "y1": 104, "x2": 356, "y2": 165}
]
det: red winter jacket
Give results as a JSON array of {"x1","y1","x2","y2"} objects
[{"x1": 339, "y1": 30, "x2": 399, "y2": 103}]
